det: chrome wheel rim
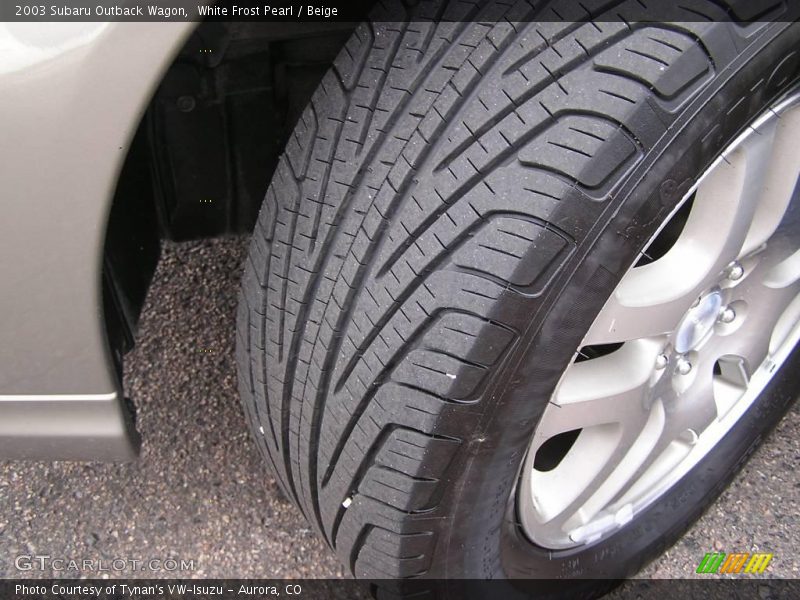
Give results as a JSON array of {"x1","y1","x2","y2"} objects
[{"x1": 518, "y1": 88, "x2": 800, "y2": 550}]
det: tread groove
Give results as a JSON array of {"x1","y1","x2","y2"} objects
[{"x1": 234, "y1": 4, "x2": 756, "y2": 582}]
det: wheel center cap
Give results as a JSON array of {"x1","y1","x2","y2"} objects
[{"x1": 675, "y1": 290, "x2": 723, "y2": 353}]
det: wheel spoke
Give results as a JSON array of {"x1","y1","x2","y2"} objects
[
  {"x1": 559, "y1": 401, "x2": 666, "y2": 540},
  {"x1": 724, "y1": 314, "x2": 775, "y2": 381},
  {"x1": 584, "y1": 126, "x2": 776, "y2": 346},
  {"x1": 763, "y1": 243, "x2": 800, "y2": 290},
  {"x1": 532, "y1": 340, "x2": 659, "y2": 445},
  {"x1": 601, "y1": 352, "x2": 719, "y2": 512},
  {"x1": 668, "y1": 352, "x2": 719, "y2": 436},
  {"x1": 532, "y1": 414, "x2": 657, "y2": 541},
  {"x1": 526, "y1": 340, "x2": 661, "y2": 537},
  {"x1": 740, "y1": 103, "x2": 800, "y2": 256},
  {"x1": 725, "y1": 259, "x2": 800, "y2": 377},
  {"x1": 582, "y1": 281, "x2": 688, "y2": 345},
  {"x1": 740, "y1": 107, "x2": 800, "y2": 257},
  {"x1": 687, "y1": 119, "x2": 777, "y2": 269}
]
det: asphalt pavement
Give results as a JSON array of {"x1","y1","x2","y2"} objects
[{"x1": 0, "y1": 237, "x2": 797, "y2": 584}]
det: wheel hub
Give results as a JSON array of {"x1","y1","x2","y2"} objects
[{"x1": 675, "y1": 290, "x2": 723, "y2": 353}]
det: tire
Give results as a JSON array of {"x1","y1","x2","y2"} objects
[{"x1": 237, "y1": 2, "x2": 800, "y2": 593}]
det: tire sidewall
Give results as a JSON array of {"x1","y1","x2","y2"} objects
[{"x1": 440, "y1": 22, "x2": 800, "y2": 587}]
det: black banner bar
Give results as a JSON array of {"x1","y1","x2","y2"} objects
[
  {"x1": 2, "y1": 579, "x2": 799, "y2": 600},
  {"x1": 2, "y1": 0, "x2": 800, "y2": 23}
]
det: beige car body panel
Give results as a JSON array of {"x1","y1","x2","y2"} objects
[{"x1": 0, "y1": 22, "x2": 196, "y2": 459}]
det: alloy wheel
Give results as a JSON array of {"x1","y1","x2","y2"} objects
[{"x1": 518, "y1": 87, "x2": 800, "y2": 550}]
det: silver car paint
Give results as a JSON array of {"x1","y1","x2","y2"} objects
[{"x1": 0, "y1": 22, "x2": 196, "y2": 459}]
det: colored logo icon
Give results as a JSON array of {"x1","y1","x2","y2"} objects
[{"x1": 696, "y1": 552, "x2": 773, "y2": 574}]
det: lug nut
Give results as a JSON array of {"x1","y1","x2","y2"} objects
[
  {"x1": 676, "y1": 358, "x2": 692, "y2": 375},
  {"x1": 719, "y1": 307, "x2": 736, "y2": 324},
  {"x1": 727, "y1": 262, "x2": 744, "y2": 281},
  {"x1": 655, "y1": 354, "x2": 668, "y2": 370}
]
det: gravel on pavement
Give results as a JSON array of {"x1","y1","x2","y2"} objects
[{"x1": 0, "y1": 237, "x2": 797, "y2": 585}]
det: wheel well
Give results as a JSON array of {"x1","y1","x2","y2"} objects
[{"x1": 102, "y1": 21, "x2": 356, "y2": 371}]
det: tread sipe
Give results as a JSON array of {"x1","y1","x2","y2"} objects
[{"x1": 237, "y1": 0, "x2": 791, "y2": 581}]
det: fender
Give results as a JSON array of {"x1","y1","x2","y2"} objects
[{"x1": 0, "y1": 21, "x2": 197, "y2": 459}]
